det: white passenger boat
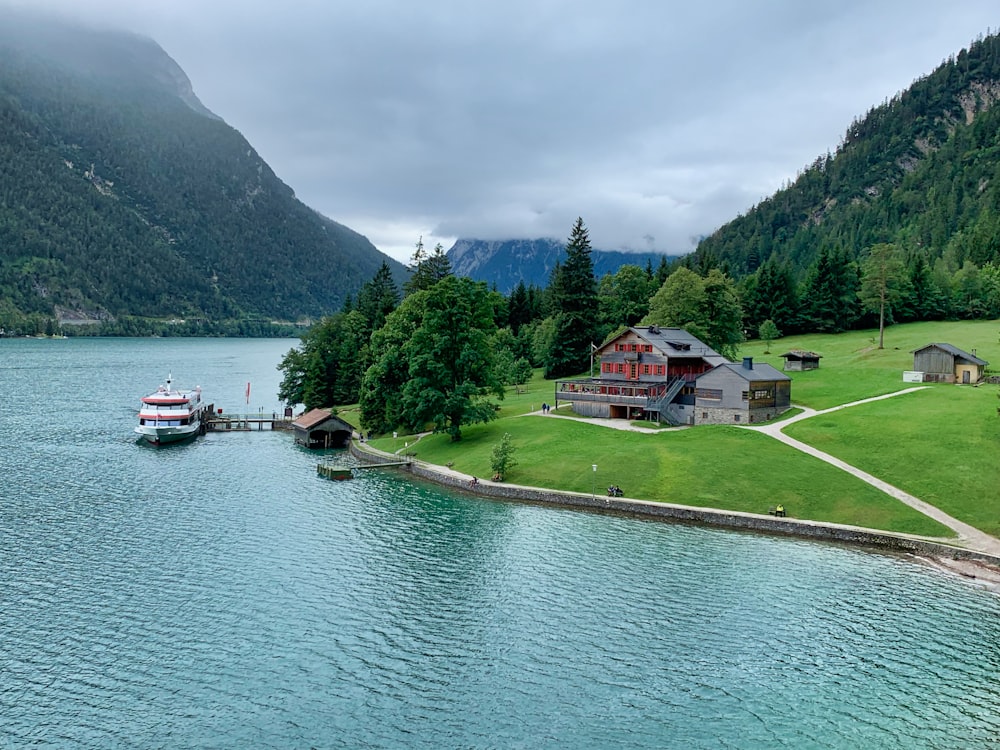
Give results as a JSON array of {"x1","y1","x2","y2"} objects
[{"x1": 134, "y1": 375, "x2": 209, "y2": 445}]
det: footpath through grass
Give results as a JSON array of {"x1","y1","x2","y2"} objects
[
  {"x1": 364, "y1": 319, "x2": 1000, "y2": 540},
  {"x1": 374, "y1": 416, "x2": 949, "y2": 538},
  {"x1": 786, "y1": 385, "x2": 1000, "y2": 537}
]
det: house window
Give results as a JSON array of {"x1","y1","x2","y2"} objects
[
  {"x1": 702, "y1": 412, "x2": 708, "y2": 419},
  {"x1": 642, "y1": 364, "x2": 651, "y2": 375},
  {"x1": 742, "y1": 391, "x2": 749, "y2": 401},
  {"x1": 733, "y1": 415, "x2": 740, "y2": 422},
  {"x1": 696, "y1": 388, "x2": 723, "y2": 400},
  {"x1": 616, "y1": 363, "x2": 625, "y2": 374},
  {"x1": 644, "y1": 345, "x2": 653, "y2": 352},
  {"x1": 656, "y1": 365, "x2": 665, "y2": 376},
  {"x1": 753, "y1": 389, "x2": 771, "y2": 399},
  {"x1": 631, "y1": 344, "x2": 638, "y2": 352}
]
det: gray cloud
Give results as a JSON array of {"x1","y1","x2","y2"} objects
[{"x1": 6, "y1": 0, "x2": 997, "y2": 261}]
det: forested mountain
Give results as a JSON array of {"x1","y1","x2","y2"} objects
[
  {"x1": 694, "y1": 33, "x2": 1000, "y2": 280},
  {"x1": 0, "y1": 11, "x2": 405, "y2": 331},
  {"x1": 447, "y1": 238, "x2": 674, "y2": 293}
]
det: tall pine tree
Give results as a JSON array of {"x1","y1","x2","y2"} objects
[{"x1": 544, "y1": 218, "x2": 599, "y2": 379}]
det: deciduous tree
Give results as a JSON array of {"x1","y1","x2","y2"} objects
[
  {"x1": 758, "y1": 319, "x2": 781, "y2": 354},
  {"x1": 401, "y1": 276, "x2": 504, "y2": 440},
  {"x1": 490, "y1": 432, "x2": 518, "y2": 481}
]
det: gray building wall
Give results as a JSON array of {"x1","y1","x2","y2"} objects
[
  {"x1": 694, "y1": 365, "x2": 791, "y2": 425},
  {"x1": 695, "y1": 368, "x2": 750, "y2": 410},
  {"x1": 913, "y1": 347, "x2": 955, "y2": 375}
]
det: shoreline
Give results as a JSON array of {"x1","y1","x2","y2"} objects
[{"x1": 350, "y1": 440, "x2": 1000, "y2": 588}]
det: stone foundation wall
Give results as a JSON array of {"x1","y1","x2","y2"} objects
[
  {"x1": 695, "y1": 406, "x2": 787, "y2": 425},
  {"x1": 351, "y1": 442, "x2": 1000, "y2": 567}
]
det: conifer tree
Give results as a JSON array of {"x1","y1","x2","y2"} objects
[
  {"x1": 507, "y1": 280, "x2": 532, "y2": 335},
  {"x1": 801, "y1": 248, "x2": 860, "y2": 333},
  {"x1": 404, "y1": 239, "x2": 452, "y2": 296},
  {"x1": 356, "y1": 261, "x2": 400, "y2": 333},
  {"x1": 544, "y1": 218, "x2": 599, "y2": 379}
]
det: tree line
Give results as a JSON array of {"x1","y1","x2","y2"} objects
[{"x1": 280, "y1": 216, "x2": 1000, "y2": 442}]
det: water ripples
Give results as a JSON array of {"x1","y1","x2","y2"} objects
[{"x1": 3, "y1": 338, "x2": 1000, "y2": 748}]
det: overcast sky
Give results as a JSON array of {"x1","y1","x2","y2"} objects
[{"x1": 6, "y1": 1, "x2": 999, "y2": 262}]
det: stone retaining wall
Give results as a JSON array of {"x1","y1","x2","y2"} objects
[{"x1": 350, "y1": 441, "x2": 1000, "y2": 567}]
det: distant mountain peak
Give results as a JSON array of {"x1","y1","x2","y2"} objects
[
  {"x1": 447, "y1": 238, "x2": 675, "y2": 292},
  {"x1": 0, "y1": 9, "x2": 219, "y2": 120}
]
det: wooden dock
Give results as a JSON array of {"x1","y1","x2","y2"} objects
[
  {"x1": 205, "y1": 413, "x2": 295, "y2": 432},
  {"x1": 317, "y1": 459, "x2": 411, "y2": 480}
]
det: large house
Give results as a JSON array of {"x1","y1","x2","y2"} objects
[{"x1": 554, "y1": 326, "x2": 791, "y2": 425}]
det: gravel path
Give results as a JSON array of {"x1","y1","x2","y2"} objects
[{"x1": 741, "y1": 388, "x2": 1000, "y2": 556}]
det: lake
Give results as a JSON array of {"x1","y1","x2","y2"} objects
[{"x1": 2, "y1": 337, "x2": 999, "y2": 748}]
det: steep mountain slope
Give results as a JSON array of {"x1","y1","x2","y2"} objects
[
  {"x1": 0, "y1": 12, "x2": 405, "y2": 325},
  {"x1": 694, "y1": 32, "x2": 1000, "y2": 278},
  {"x1": 448, "y1": 238, "x2": 673, "y2": 292}
]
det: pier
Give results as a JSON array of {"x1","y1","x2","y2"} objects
[
  {"x1": 205, "y1": 412, "x2": 295, "y2": 432},
  {"x1": 317, "y1": 459, "x2": 412, "y2": 480}
]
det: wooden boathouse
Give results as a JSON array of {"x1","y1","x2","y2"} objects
[{"x1": 292, "y1": 408, "x2": 355, "y2": 449}]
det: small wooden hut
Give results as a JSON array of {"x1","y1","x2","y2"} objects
[{"x1": 779, "y1": 350, "x2": 822, "y2": 371}]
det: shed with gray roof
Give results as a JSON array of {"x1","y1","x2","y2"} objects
[{"x1": 911, "y1": 343, "x2": 988, "y2": 384}]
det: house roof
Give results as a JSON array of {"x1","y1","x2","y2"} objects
[
  {"x1": 604, "y1": 326, "x2": 729, "y2": 366},
  {"x1": 911, "y1": 343, "x2": 989, "y2": 366},
  {"x1": 779, "y1": 350, "x2": 822, "y2": 360},
  {"x1": 292, "y1": 408, "x2": 334, "y2": 429},
  {"x1": 703, "y1": 360, "x2": 791, "y2": 382}
]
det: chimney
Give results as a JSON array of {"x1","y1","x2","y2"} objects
[
  {"x1": 742, "y1": 357, "x2": 753, "y2": 370},
  {"x1": 972, "y1": 348, "x2": 977, "y2": 357}
]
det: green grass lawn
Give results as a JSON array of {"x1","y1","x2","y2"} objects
[
  {"x1": 373, "y1": 414, "x2": 950, "y2": 537},
  {"x1": 744, "y1": 318, "x2": 1000, "y2": 409},
  {"x1": 786, "y1": 385, "x2": 1000, "y2": 536},
  {"x1": 363, "y1": 318, "x2": 1000, "y2": 540}
]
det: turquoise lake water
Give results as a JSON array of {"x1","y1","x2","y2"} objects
[{"x1": 2, "y1": 337, "x2": 999, "y2": 748}]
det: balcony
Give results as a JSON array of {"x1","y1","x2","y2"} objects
[{"x1": 555, "y1": 379, "x2": 650, "y2": 405}]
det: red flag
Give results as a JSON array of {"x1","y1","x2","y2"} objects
[{"x1": 245, "y1": 381, "x2": 251, "y2": 404}]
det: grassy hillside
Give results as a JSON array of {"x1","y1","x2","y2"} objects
[
  {"x1": 364, "y1": 320, "x2": 999, "y2": 539},
  {"x1": 787, "y1": 386, "x2": 1000, "y2": 535},
  {"x1": 695, "y1": 32, "x2": 1000, "y2": 278},
  {"x1": 743, "y1": 318, "x2": 998, "y2": 409}
]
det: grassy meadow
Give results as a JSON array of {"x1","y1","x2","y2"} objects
[
  {"x1": 379, "y1": 416, "x2": 950, "y2": 537},
  {"x1": 364, "y1": 319, "x2": 998, "y2": 539},
  {"x1": 786, "y1": 384, "x2": 1000, "y2": 536},
  {"x1": 742, "y1": 318, "x2": 1000, "y2": 410}
]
